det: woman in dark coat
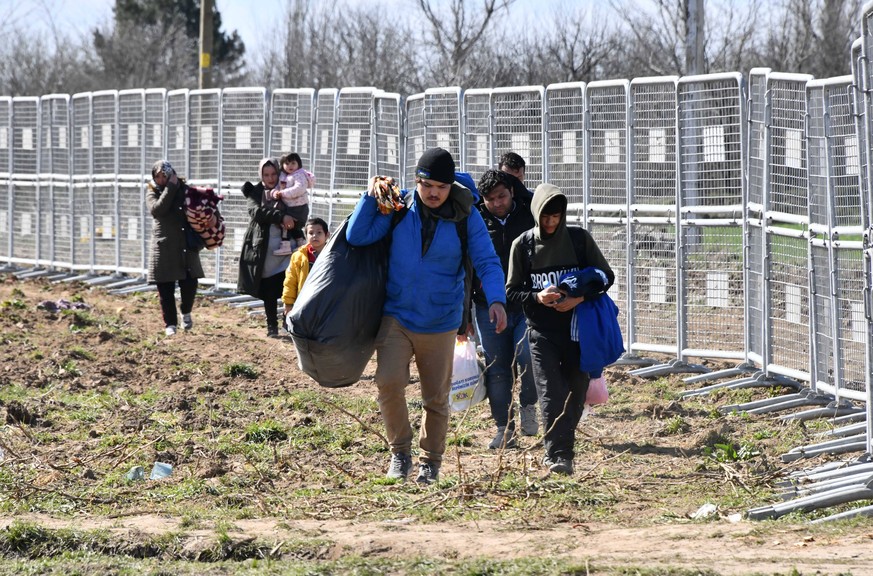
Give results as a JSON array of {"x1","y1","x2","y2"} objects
[
  {"x1": 237, "y1": 157, "x2": 297, "y2": 337},
  {"x1": 146, "y1": 160, "x2": 204, "y2": 336}
]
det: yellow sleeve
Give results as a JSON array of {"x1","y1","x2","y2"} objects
[{"x1": 281, "y1": 254, "x2": 302, "y2": 306}]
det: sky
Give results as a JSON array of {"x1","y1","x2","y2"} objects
[{"x1": 6, "y1": 0, "x2": 583, "y2": 62}]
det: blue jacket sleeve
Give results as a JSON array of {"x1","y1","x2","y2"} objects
[
  {"x1": 466, "y1": 210, "x2": 507, "y2": 306},
  {"x1": 346, "y1": 194, "x2": 392, "y2": 246}
]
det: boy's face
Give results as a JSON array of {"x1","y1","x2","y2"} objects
[
  {"x1": 305, "y1": 223, "x2": 327, "y2": 252},
  {"x1": 283, "y1": 160, "x2": 299, "y2": 173},
  {"x1": 539, "y1": 212, "x2": 561, "y2": 235}
]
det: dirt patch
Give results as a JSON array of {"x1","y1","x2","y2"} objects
[{"x1": 0, "y1": 274, "x2": 871, "y2": 573}]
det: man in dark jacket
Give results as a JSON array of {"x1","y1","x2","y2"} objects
[
  {"x1": 506, "y1": 183, "x2": 614, "y2": 476},
  {"x1": 472, "y1": 169, "x2": 538, "y2": 449}
]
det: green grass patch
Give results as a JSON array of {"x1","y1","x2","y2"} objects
[{"x1": 223, "y1": 363, "x2": 259, "y2": 379}]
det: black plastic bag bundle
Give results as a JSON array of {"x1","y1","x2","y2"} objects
[{"x1": 289, "y1": 218, "x2": 388, "y2": 387}]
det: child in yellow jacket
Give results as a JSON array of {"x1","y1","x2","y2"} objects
[{"x1": 282, "y1": 217, "x2": 329, "y2": 325}]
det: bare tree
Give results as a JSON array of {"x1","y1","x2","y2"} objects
[
  {"x1": 754, "y1": 0, "x2": 859, "y2": 76},
  {"x1": 416, "y1": 0, "x2": 515, "y2": 87},
  {"x1": 609, "y1": 0, "x2": 763, "y2": 77},
  {"x1": 515, "y1": 4, "x2": 618, "y2": 85}
]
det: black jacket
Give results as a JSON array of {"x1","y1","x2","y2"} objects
[{"x1": 471, "y1": 193, "x2": 535, "y2": 313}]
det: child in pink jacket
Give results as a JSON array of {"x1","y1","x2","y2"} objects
[{"x1": 272, "y1": 152, "x2": 315, "y2": 255}]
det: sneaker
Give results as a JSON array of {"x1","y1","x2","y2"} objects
[
  {"x1": 182, "y1": 313, "x2": 193, "y2": 331},
  {"x1": 488, "y1": 426, "x2": 517, "y2": 450},
  {"x1": 520, "y1": 404, "x2": 538, "y2": 436},
  {"x1": 266, "y1": 326, "x2": 279, "y2": 338},
  {"x1": 273, "y1": 241, "x2": 294, "y2": 256},
  {"x1": 549, "y1": 457, "x2": 574, "y2": 476},
  {"x1": 386, "y1": 452, "x2": 412, "y2": 480},
  {"x1": 164, "y1": 325, "x2": 177, "y2": 336},
  {"x1": 416, "y1": 461, "x2": 439, "y2": 484},
  {"x1": 542, "y1": 455, "x2": 556, "y2": 468}
]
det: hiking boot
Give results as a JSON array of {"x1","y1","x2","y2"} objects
[
  {"x1": 165, "y1": 325, "x2": 177, "y2": 336},
  {"x1": 488, "y1": 426, "x2": 517, "y2": 450},
  {"x1": 519, "y1": 403, "x2": 538, "y2": 436},
  {"x1": 273, "y1": 241, "x2": 294, "y2": 256},
  {"x1": 182, "y1": 313, "x2": 193, "y2": 331},
  {"x1": 386, "y1": 452, "x2": 412, "y2": 480},
  {"x1": 549, "y1": 457, "x2": 574, "y2": 476},
  {"x1": 416, "y1": 461, "x2": 439, "y2": 484}
]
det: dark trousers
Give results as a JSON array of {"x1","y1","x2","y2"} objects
[
  {"x1": 282, "y1": 204, "x2": 310, "y2": 242},
  {"x1": 156, "y1": 274, "x2": 198, "y2": 328},
  {"x1": 258, "y1": 271, "x2": 286, "y2": 330},
  {"x1": 528, "y1": 327, "x2": 590, "y2": 460}
]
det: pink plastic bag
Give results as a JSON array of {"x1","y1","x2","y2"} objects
[{"x1": 586, "y1": 376, "x2": 609, "y2": 405}]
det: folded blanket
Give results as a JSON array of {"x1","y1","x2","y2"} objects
[{"x1": 184, "y1": 186, "x2": 225, "y2": 250}]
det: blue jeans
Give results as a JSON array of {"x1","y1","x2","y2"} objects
[{"x1": 475, "y1": 305, "x2": 537, "y2": 428}]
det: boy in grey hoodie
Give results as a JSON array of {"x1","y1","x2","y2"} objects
[{"x1": 506, "y1": 183, "x2": 613, "y2": 475}]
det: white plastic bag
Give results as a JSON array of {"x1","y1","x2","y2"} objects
[{"x1": 449, "y1": 340, "x2": 485, "y2": 412}]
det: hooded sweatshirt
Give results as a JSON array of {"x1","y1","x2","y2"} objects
[
  {"x1": 347, "y1": 182, "x2": 506, "y2": 334},
  {"x1": 506, "y1": 183, "x2": 614, "y2": 333}
]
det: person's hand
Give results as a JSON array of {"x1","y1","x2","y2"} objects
[
  {"x1": 283, "y1": 304, "x2": 291, "y2": 316},
  {"x1": 489, "y1": 302, "x2": 507, "y2": 334},
  {"x1": 536, "y1": 285, "x2": 563, "y2": 306},
  {"x1": 241, "y1": 181, "x2": 254, "y2": 195},
  {"x1": 272, "y1": 189, "x2": 282, "y2": 200},
  {"x1": 282, "y1": 215, "x2": 296, "y2": 229},
  {"x1": 552, "y1": 294, "x2": 583, "y2": 312},
  {"x1": 457, "y1": 322, "x2": 474, "y2": 342},
  {"x1": 168, "y1": 172, "x2": 178, "y2": 185},
  {"x1": 367, "y1": 175, "x2": 392, "y2": 197}
]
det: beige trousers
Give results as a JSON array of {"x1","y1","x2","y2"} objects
[{"x1": 375, "y1": 316, "x2": 456, "y2": 465}]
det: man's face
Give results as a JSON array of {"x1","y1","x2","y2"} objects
[
  {"x1": 305, "y1": 223, "x2": 327, "y2": 252},
  {"x1": 417, "y1": 178, "x2": 452, "y2": 209},
  {"x1": 500, "y1": 164, "x2": 525, "y2": 182},
  {"x1": 540, "y1": 212, "x2": 561, "y2": 235},
  {"x1": 262, "y1": 164, "x2": 279, "y2": 190},
  {"x1": 482, "y1": 183, "x2": 513, "y2": 219}
]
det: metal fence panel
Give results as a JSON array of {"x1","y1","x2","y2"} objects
[
  {"x1": 677, "y1": 73, "x2": 746, "y2": 360},
  {"x1": 334, "y1": 87, "x2": 375, "y2": 191},
  {"x1": 12, "y1": 97, "x2": 40, "y2": 265},
  {"x1": 405, "y1": 88, "x2": 463, "y2": 188},
  {"x1": 188, "y1": 89, "x2": 221, "y2": 187},
  {"x1": 311, "y1": 89, "x2": 337, "y2": 224},
  {"x1": 117, "y1": 90, "x2": 147, "y2": 274},
  {"x1": 492, "y1": 86, "x2": 544, "y2": 184},
  {"x1": 769, "y1": 74, "x2": 815, "y2": 222},
  {"x1": 91, "y1": 91, "x2": 119, "y2": 272},
  {"x1": 374, "y1": 91, "x2": 401, "y2": 179},
  {"x1": 0, "y1": 98, "x2": 8, "y2": 263},
  {"x1": 768, "y1": 226, "x2": 811, "y2": 381},
  {"x1": 221, "y1": 88, "x2": 266, "y2": 190},
  {"x1": 71, "y1": 93, "x2": 93, "y2": 271},
  {"x1": 268, "y1": 88, "x2": 315, "y2": 169},
  {"x1": 463, "y1": 89, "x2": 492, "y2": 180},
  {"x1": 585, "y1": 80, "x2": 629, "y2": 211},
  {"x1": 544, "y1": 82, "x2": 585, "y2": 206},
  {"x1": 39, "y1": 94, "x2": 72, "y2": 269},
  {"x1": 403, "y1": 93, "x2": 425, "y2": 189},
  {"x1": 166, "y1": 89, "x2": 188, "y2": 178},
  {"x1": 628, "y1": 77, "x2": 679, "y2": 357}
]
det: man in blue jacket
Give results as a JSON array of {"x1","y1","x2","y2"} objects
[{"x1": 347, "y1": 148, "x2": 507, "y2": 484}]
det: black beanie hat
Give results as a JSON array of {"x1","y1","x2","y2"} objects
[{"x1": 415, "y1": 148, "x2": 456, "y2": 184}]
